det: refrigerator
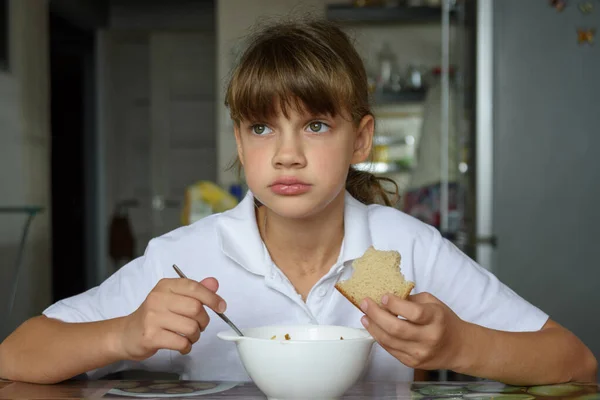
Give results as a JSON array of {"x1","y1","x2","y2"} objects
[
  {"x1": 415, "y1": 0, "x2": 600, "y2": 377},
  {"x1": 332, "y1": 0, "x2": 600, "y2": 379},
  {"x1": 483, "y1": 0, "x2": 600, "y2": 378}
]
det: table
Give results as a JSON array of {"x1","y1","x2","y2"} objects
[{"x1": 0, "y1": 379, "x2": 598, "y2": 399}]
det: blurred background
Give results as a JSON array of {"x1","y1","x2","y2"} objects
[{"x1": 0, "y1": 0, "x2": 598, "y2": 381}]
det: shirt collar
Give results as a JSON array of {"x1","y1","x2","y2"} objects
[
  {"x1": 216, "y1": 190, "x2": 373, "y2": 276},
  {"x1": 339, "y1": 192, "x2": 373, "y2": 264}
]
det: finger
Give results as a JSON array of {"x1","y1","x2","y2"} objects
[
  {"x1": 408, "y1": 292, "x2": 441, "y2": 305},
  {"x1": 362, "y1": 298, "x2": 421, "y2": 341},
  {"x1": 361, "y1": 314, "x2": 415, "y2": 356},
  {"x1": 200, "y1": 277, "x2": 219, "y2": 293},
  {"x1": 154, "y1": 329, "x2": 193, "y2": 355},
  {"x1": 376, "y1": 338, "x2": 420, "y2": 369},
  {"x1": 166, "y1": 296, "x2": 210, "y2": 331},
  {"x1": 381, "y1": 294, "x2": 434, "y2": 325},
  {"x1": 159, "y1": 313, "x2": 202, "y2": 344},
  {"x1": 170, "y1": 278, "x2": 227, "y2": 314},
  {"x1": 362, "y1": 315, "x2": 426, "y2": 370}
]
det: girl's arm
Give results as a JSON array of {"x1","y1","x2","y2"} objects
[
  {"x1": 0, "y1": 277, "x2": 225, "y2": 384},
  {"x1": 461, "y1": 318, "x2": 597, "y2": 385},
  {"x1": 0, "y1": 315, "x2": 127, "y2": 384},
  {"x1": 361, "y1": 293, "x2": 597, "y2": 386}
]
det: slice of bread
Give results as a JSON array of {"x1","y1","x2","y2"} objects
[{"x1": 335, "y1": 246, "x2": 414, "y2": 310}]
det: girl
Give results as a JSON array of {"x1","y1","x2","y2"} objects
[{"x1": 0, "y1": 18, "x2": 596, "y2": 385}]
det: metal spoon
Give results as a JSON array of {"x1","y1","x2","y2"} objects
[{"x1": 172, "y1": 264, "x2": 244, "y2": 336}]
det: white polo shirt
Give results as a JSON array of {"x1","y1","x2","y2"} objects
[{"x1": 43, "y1": 191, "x2": 548, "y2": 382}]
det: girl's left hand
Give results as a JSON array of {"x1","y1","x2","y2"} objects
[{"x1": 360, "y1": 292, "x2": 471, "y2": 371}]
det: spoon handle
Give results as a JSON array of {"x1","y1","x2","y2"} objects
[{"x1": 172, "y1": 264, "x2": 244, "y2": 337}]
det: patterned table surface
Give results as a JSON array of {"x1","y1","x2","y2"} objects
[{"x1": 0, "y1": 379, "x2": 598, "y2": 399}]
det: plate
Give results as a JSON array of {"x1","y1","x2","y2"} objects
[{"x1": 105, "y1": 380, "x2": 239, "y2": 398}]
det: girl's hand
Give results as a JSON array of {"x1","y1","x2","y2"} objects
[
  {"x1": 360, "y1": 292, "x2": 470, "y2": 371},
  {"x1": 119, "y1": 277, "x2": 226, "y2": 361}
]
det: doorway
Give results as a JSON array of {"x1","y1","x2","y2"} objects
[{"x1": 49, "y1": 10, "x2": 95, "y2": 302}]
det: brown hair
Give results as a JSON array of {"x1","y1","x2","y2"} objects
[{"x1": 224, "y1": 17, "x2": 399, "y2": 207}]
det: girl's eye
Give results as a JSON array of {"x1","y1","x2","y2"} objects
[
  {"x1": 251, "y1": 124, "x2": 272, "y2": 135},
  {"x1": 306, "y1": 121, "x2": 330, "y2": 133}
]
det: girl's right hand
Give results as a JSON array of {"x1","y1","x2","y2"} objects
[{"x1": 118, "y1": 277, "x2": 226, "y2": 361}]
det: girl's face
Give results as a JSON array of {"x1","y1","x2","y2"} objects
[{"x1": 234, "y1": 103, "x2": 374, "y2": 219}]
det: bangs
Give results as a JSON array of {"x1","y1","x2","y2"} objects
[{"x1": 226, "y1": 27, "x2": 362, "y2": 123}]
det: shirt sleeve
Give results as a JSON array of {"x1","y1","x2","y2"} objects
[
  {"x1": 42, "y1": 240, "x2": 172, "y2": 378},
  {"x1": 414, "y1": 228, "x2": 549, "y2": 332}
]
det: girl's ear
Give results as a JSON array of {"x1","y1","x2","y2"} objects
[
  {"x1": 234, "y1": 123, "x2": 244, "y2": 166},
  {"x1": 351, "y1": 114, "x2": 374, "y2": 164}
]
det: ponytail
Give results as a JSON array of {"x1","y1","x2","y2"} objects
[{"x1": 346, "y1": 167, "x2": 400, "y2": 207}]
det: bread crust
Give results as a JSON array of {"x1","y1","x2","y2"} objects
[{"x1": 335, "y1": 280, "x2": 415, "y2": 312}]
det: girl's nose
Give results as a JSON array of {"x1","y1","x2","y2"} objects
[{"x1": 272, "y1": 133, "x2": 307, "y2": 169}]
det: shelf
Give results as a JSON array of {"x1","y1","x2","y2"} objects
[
  {"x1": 0, "y1": 206, "x2": 44, "y2": 215},
  {"x1": 326, "y1": 4, "x2": 455, "y2": 24},
  {"x1": 373, "y1": 135, "x2": 414, "y2": 146},
  {"x1": 353, "y1": 161, "x2": 413, "y2": 174}
]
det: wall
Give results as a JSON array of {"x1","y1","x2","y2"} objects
[
  {"x1": 0, "y1": 72, "x2": 24, "y2": 337},
  {"x1": 0, "y1": 0, "x2": 52, "y2": 341},
  {"x1": 492, "y1": 0, "x2": 600, "y2": 373}
]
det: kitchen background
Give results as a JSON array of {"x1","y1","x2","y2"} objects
[{"x1": 0, "y1": 0, "x2": 598, "y2": 381}]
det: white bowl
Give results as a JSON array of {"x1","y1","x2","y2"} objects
[{"x1": 217, "y1": 324, "x2": 375, "y2": 400}]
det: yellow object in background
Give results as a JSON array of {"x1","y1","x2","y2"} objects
[
  {"x1": 373, "y1": 144, "x2": 389, "y2": 163},
  {"x1": 181, "y1": 181, "x2": 239, "y2": 225}
]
